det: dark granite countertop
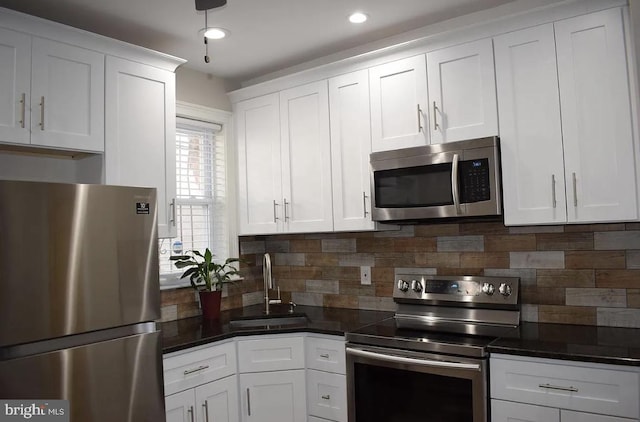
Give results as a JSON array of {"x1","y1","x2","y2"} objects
[
  {"x1": 487, "y1": 322, "x2": 640, "y2": 366},
  {"x1": 161, "y1": 304, "x2": 393, "y2": 354},
  {"x1": 162, "y1": 307, "x2": 640, "y2": 367}
]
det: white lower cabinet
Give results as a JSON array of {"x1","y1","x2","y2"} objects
[
  {"x1": 490, "y1": 354, "x2": 640, "y2": 422},
  {"x1": 239, "y1": 370, "x2": 306, "y2": 422},
  {"x1": 165, "y1": 375, "x2": 239, "y2": 422},
  {"x1": 164, "y1": 341, "x2": 239, "y2": 422}
]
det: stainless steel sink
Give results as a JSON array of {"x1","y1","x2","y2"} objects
[{"x1": 229, "y1": 313, "x2": 308, "y2": 329}]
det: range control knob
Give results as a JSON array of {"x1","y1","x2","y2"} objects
[
  {"x1": 411, "y1": 279, "x2": 423, "y2": 293},
  {"x1": 397, "y1": 279, "x2": 410, "y2": 292},
  {"x1": 482, "y1": 282, "x2": 495, "y2": 296},
  {"x1": 498, "y1": 283, "x2": 512, "y2": 297}
]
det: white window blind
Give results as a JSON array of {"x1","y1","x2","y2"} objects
[{"x1": 159, "y1": 117, "x2": 227, "y2": 276}]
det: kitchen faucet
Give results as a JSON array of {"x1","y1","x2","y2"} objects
[{"x1": 263, "y1": 253, "x2": 296, "y2": 315}]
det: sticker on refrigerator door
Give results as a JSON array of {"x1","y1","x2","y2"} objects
[
  {"x1": 136, "y1": 202, "x2": 150, "y2": 214},
  {"x1": 0, "y1": 400, "x2": 69, "y2": 421}
]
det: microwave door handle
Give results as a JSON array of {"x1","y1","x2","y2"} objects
[{"x1": 451, "y1": 153, "x2": 461, "y2": 215}]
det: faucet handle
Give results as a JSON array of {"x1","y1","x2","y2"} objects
[{"x1": 288, "y1": 301, "x2": 297, "y2": 313}]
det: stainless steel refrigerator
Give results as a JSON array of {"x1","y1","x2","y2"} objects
[{"x1": 0, "y1": 180, "x2": 165, "y2": 421}]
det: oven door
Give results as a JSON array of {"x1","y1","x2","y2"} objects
[{"x1": 346, "y1": 344, "x2": 487, "y2": 422}]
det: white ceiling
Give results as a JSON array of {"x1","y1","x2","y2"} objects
[{"x1": 0, "y1": 0, "x2": 518, "y2": 84}]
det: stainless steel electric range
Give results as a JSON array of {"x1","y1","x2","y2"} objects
[{"x1": 345, "y1": 273, "x2": 521, "y2": 422}]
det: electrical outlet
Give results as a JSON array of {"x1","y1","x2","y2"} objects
[{"x1": 360, "y1": 266, "x2": 371, "y2": 285}]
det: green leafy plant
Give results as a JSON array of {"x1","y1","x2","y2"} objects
[{"x1": 170, "y1": 248, "x2": 241, "y2": 292}]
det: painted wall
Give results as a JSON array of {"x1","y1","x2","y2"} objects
[
  {"x1": 175, "y1": 67, "x2": 234, "y2": 111},
  {"x1": 161, "y1": 221, "x2": 640, "y2": 328}
]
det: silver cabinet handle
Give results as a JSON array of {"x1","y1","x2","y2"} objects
[
  {"x1": 19, "y1": 93, "x2": 25, "y2": 128},
  {"x1": 539, "y1": 383, "x2": 578, "y2": 393},
  {"x1": 433, "y1": 101, "x2": 439, "y2": 130},
  {"x1": 319, "y1": 353, "x2": 330, "y2": 358},
  {"x1": 572, "y1": 172, "x2": 578, "y2": 207},
  {"x1": 170, "y1": 198, "x2": 176, "y2": 226},
  {"x1": 39, "y1": 96, "x2": 45, "y2": 130},
  {"x1": 273, "y1": 200, "x2": 279, "y2": 222},
  {"x1": 183, "y1": 365, "x2": 209, "y2": 375},
  {"x1": 346, "y1": 347, "x2": 480, "y2": 370},
  {"x1": 203, "y1": 400, "x2": 210, "y2": 422},
  {"x1": 247, "y1": 388, "x2": 251, "y2": 416},
  {"x1": 362, "y1": 192, "x2": 369, "y2": 217},
  {"x1": 451, "y1": 153, "x2": 461, "y2": 215},
  {"x1": 187, "y1": 405, "x2": 195, "y2": 422},
  {"x1": 283, "y1": 198, "x2": 289, "y2": 222},
  {"x1": 417, "y1": 104, "x2": 423, "y2": 132},
  {"x1": 321, "y1": 394, "x2": 331, "y2": 400},
  {"x1": 551, "y1": 174, "x2": 557, "y2": 209}
]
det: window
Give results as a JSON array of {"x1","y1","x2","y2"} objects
[{"x1": 160, "y1": 106, "x2": 236, "y2": 286}]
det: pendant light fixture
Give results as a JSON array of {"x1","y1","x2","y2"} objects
[{"x1": 195, "y1": 0, "x2": 227, "y2": 63}]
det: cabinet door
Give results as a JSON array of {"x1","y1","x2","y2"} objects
[
  {"x1": 30, "y1": 37, "x2": 104, "y2": 152},
  {"x1": 165, "y1": 389, "x2": 196, "y2": 422},
  {"x1": 235, "y1": 93, "x2": 282, "y2": 235},
  {"x1": 0, "y1": 28, "x2": 31, "y2": 145},
  {"x1": 329, "y1": 70, "x2": 375, "y2": 231},
  {"x1": 280, "y1": 81, "x2": 333, "y2": 233},
  {"x1": 105, "y1": 56, "x2": 177, "y2": 238},
  {"x1": 494, "y1": 24, "x2": 567, "y2": 225},
  {"x1": 369, "y1": 55, "x2": 428, "y2": 151},
  {"x1": 197, "y1": 375, "x2": 239, "y2": 422},
  {"x1": 427, "y1": 38, "x2": 498, "y2": 143},
  {"x1": 239, "y1": 370, "x2": 306, "y2": 422},
  {"x1": 491, "y1": 399, "x2": 559, "y2": 422},
  {"x1": 555, "y1": 8, "x2": 638, "y2": 223}
]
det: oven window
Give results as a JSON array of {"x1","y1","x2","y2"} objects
[
  {"x1": 353, "y1": 362, "x2": 473, "y2": 422},
  {"x1": 374, "y1": 163, "x2": 453, "y2": 208}
]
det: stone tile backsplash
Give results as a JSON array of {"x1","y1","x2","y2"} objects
[{"x1": 160, "y1": 221, "x2": 640, "y2": 327}]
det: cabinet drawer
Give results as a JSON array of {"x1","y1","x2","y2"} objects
[
  {"x1": 561, "y1": 409, "x2": 637, "y2": 422},
  {"x1": 491, "y1": 355, "x2": 640, "y2": 418},
  {"x1": 163, "y1": 341, "x2": 236, "y2": 396},
  {"x1": 307, "y1": 369, "x2": 347, "y2": 422},
  {"x1": 238, "y1": 336, "x2": 305, "y2": 373},
  {"x1": 306, "y1": 336, "x2": 346, "y2": 374}
]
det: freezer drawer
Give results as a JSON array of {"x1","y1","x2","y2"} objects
[{"x1": 0, "y1": 331, "x2": 165, "y2": 422}]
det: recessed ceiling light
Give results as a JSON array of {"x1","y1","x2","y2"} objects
[
  {"x1": 203, "y1": 27, "x2": 227, "y2": 39},
  {"x1": 349, "y1": 12, "x2": 368, "y2": 24}
]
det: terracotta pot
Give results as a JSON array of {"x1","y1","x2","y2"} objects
[{"x1": 199, "y1": 290, "x2": 222, "y2": 320}]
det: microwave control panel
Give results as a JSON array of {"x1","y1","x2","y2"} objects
[{"x1": 459, "y1": 158, "x2": 491, "y2": 203}]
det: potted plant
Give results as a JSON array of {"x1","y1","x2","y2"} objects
[{"x1": 170, "y1": 248, "x2": 241, "y2": 320}]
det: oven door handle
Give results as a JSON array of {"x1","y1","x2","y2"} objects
[{"x1": 346, "y1": 347, "x2": 480, "y2": 371}]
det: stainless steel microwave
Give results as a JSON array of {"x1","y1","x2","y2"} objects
[{"x1": 370, "y1": 137, "x2": 502, "y2": 222}]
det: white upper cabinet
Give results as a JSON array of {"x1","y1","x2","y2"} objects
[
  {"x1": 235, "y1": 93, "x2": 282, "y2": 235},
  {"x1": 0, "y1": 28, "x2": 31, "y2": 144},
  {"x1": 280, "y1": 81, "x2": 333, "y2": 233},
  {"x1": 0, "y1": 29, "x2": 104, "y2": 152},
  {"x1": 329, "y1": 70, "x2": 376, "y2": 231},
  {"x1": 496, "y1": 7, "x2": 638, "y2": 226},
  {"x1": 555, "y1": 8, "x2": 637, "y2": 223},
  {"x1": 369, "y1": 55, "x2": 429, "y2": 151},
  {"x1": 236, "y1": 81, "x2": 333, "y2": 235},
  {"x1": 30, "y1": 38, "x2": 104, "y2": 152},
  {"x1": 105, "y1": 56, "x2": 177, "y2": 238},
  {"x1": 427, "y1": 38, "x2": 498, "y2": 143},
  {"x1": 494, "y1": 24, "x2": 567, "y2": 225}
]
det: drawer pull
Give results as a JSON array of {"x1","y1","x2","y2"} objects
[
  {"x1": 539, "y1": 383, "x2": 578, "y2": 393},
  {"x1": 321, "y1": 394, "x2": 331, "y2": 400},
  {"x1": 183, "y1": 365, "x2": 209, "y2": 375},
  {"x1": 319, "y1": 353, "x2": 330, "y2": 359}
]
